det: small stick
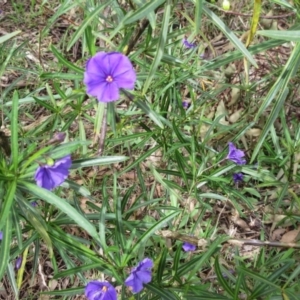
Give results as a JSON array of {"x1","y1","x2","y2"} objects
[
  {"x1": 220, "y1": 10, "x2": 295, "y2": 19},
  {"x1": 159, "y1": 230, "x2": 300, "y2": 249}
]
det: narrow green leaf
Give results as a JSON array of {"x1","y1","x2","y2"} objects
[
  {"x1": 135, "y1": 99, "x2": 164, "y2": 128},
  {"x1": 0, "y1": 181, "x2": 16, "y2": 231},
  {"x1": 234, "y1": 273, "x2": 244, "y2": 300},
  {"x1": 0, "y1": 210, "x2": 12, "y2": 281},
  {"x1": 202, "y1": 5, "x2": 258, "y2": 67},
  {"x1": 142, "y1": 0, "x2": 171, "y2": 94},
  {"x1": 127, "y1": 211, "x2": 180, "y2": 258},
  {"x1": 50, "y1": 45, "x2": 84, "y2": 73},
  {"x1": 146, "y1": 283, "x2": 180, "y2": 300},
  {"x1": 71, "y1": 156, "x2": 128, "y2": 169},
  {"x1": 251, "y1": 42, "x2": 300, "y2": 161},
  {"x1": 0, "y1": 30, "x2": 21, "y2": 44},
  {"x1": 194, "y1": 0, "x2": 203, "y2": 35},
  {"x1": 283, "y1": 264, "x2": 300, "y2": 288},
  {"x1": 41, "y1": 0, "x2": 78, "y2": 37},
  {"x1": 40, "y1": 73, "x2": 83, "y2": 80},
  {"x1": 157, "y1": 247, "x2": 168, "y2": 283},
  {"x1": 25, "y1": 210, "x2": 53, "y2": 258},
  {"x1": 118, "y1": 144, "x2": 160, "y2": 175},
  {"x1": 215, "y1": 256, "x2": 234, "y2": 297},
  {"x1": 84, "y1": 25, "x2": 96, "y2": 56},
  {"x1": 114, "y1": 174, "x2": 125, "y2": 251},
  {"x1": 11, "y1": 91, "x2": 19, "y2": 172},
  {"x1": 178, "y1": 236, "x2": 228, "y2": 277},
  {"x1": 67, "y1": 1, "x2": 112, "y2": 51},
  {"x1": 19, "y1": 182, "x2": 99, "y2": 239},
  {"x1": 123, "y1": 0, "x2": 165, "y2": 25},
  {"x1": 6, "y1": 264, "x2": 19, "y2": 299},
  {"x1": 240, "y1": 267, "x2": 282, "y2": 299},
  {"x1": 41, "y1": 287, "x2": 84, "y2": 297},
  {"x1": 79, "y1": 119, "x2": 87, "y2": 155},
  {"x1": 246, "y1": 0, "x2": 261, "y2": 47},
  {"x1": 257, "y1": 30, "x2": 300, "y2": 42}
]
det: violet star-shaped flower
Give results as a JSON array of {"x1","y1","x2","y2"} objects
[
  {"x1": 183, "y1": 38, "x2": 196, "y2": 49},
  {"x1": 84, "y1": 52, "x2": 136, "y2": 103},
  {"x1": 227, "y1": 142, "x2": 246, "y2": 165},
  {"x1": 34, "y1": 155, "x2": 72, "y2": 190},
  {"x1": 125, "y1": 258, "x2": 153, "y2": 294},
  {"x1": 233, "y1": 172, "x2": 244, "y2": 183},
  {"x1": 85, "y1": 281, "x2": 117, "y2": 300},
  {"x1": 0, "y1": 231, "x2": 2, "y2": 240},
  {"x1": 182, "y1": 242, "x2": 196, "y2": 252}
]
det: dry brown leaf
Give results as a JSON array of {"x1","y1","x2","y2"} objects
[
  {"x1": 246, "y1": 128, "x2": 262, "y2": 137},
  {"x1": 228, "y1": 108, "x2": 243, "y2": 123},
  {"x1": 199, "y1": 110, "x2": 215, "y2": 140},
  {"x1": 231, "y1": 211, "x2": 251, "y2": 232},
  {"x1": 280, "y1": 229, "x2": 300, "y2": 243},
  {"x1": 271, "y1": 228, "x2": 286, "y2": 241},
  {"x1": 227, "y1": 87, "x2": 240, "y2": 106},
  {"x1": 215, "y1": 100, "x2": 228, "y2": 126}
]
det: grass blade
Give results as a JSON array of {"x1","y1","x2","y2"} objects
[
  {"x1": 0, "y1": 210, "x2": 12, "y2": 281},
  {"x1": 67, "y1": 1, "x2": 112, "y2": 51},
  {"x1": 19, "y1": 182, "x2": 99, "y2": 240},
  {"x1": 143, "y1": 0, "x2": 171, "y2": 94},
  {"x1": 202, "y1": 5, "x2": 258, "y2": 67},
  {"x1": 124, "y1": 0, "x2": 165, "y2": 25},
  {"x1": 251, "y1": 42, "x2": 300, "y2": 161},
  {"x1": 10, "y1": 91, "x2": 19, "y2": 172},
  {"x1": 127, "y1": 211, "x2": 180, "y2": 259}
]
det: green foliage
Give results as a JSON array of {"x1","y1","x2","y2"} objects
[{"x1": 1, "y1": 0, "x2": 300, "y2": 299}]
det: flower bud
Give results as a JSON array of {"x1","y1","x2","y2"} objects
[
  {"x1": 222, "y1": 0, "x2": 230, "y2": 10},
  {"x1": 15, "y1": 257, "x2": 22, "y2": 270}
]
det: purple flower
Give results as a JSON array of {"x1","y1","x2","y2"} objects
[
  {"x1": 15, "y1": 257, "x2": 22, "y2": 270},
  {"x1": 53, "y1": 132, "x2": 66, "y2": 142},
  {"x1": 183, "y1": 38, "x2": 196, "y2": 49},
  {"x1": 31, "y1": 202, "x2": 38, "y2": 207},
  {"x1": 233, "y1": 172, "x2": 244, "y2": 183},
  {"x1": 0, "y1": 231, "x2": 2, "y2": 240},
  {"x1": 182, "y1": 242, "x2": 196, "y2": 252},
  {"x1": 85, "y1": 281, "x2": 117, "y2": 300},
  {"x1": 34, "y1": 155, "x2": 72, "y2": 190},
  {"x1": 83, "y1": 52, "x2": 136, "y2": 103},
  {"x1": 227, "y1": 142, "x2": 246, "y2": 165},
  {"x1": 125, "y1": 258, "x2": 153, "y2": 294},
  {"x1": 182, "y1": 101, "x2": 190, "y2": 109}
]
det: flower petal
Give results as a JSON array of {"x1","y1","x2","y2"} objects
[
  {"x1": 35, "y1": 167, "x2": 56, "y2": 190},
  {"x1": 136, "y1": 270, "x2": 152, "y2": 284},
  {"x1": 34, "y1": 156, "x2": 71, "y2": 190},
  {"x1": 227, "y1": 142, "x2": 246, "y2": 165},
  {"x1": 86, "y1": 52, "x2": 110, "y2": 75},
  {"x1": 114, "y1": 69, "x2": 136, "y2": 89},
  {"x1": 108, "y1": 53, "x2": 135, "y2": 77},
  {"x1": 138, "y1": 258, "x2": 153, "y2": 270},
  {"x1": 125, "y1": 275, "x2": 144, "y2": 294},
  {"x1": 182, "y1": 242, "x2": 196, "y2": 252},
  {"x1": 85, "y1": 281, "x2": 117, "y2": 300}
]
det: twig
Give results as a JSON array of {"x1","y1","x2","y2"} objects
[
  {"x1": 220, "y1": 10, "x2": 296, "y2": 19},
  {"x1": 125, "y1": 18, "x2": 150, "y2": 56},
  {"x1": 159, "y1": 230, "x2": 300, "y2": 249}
]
